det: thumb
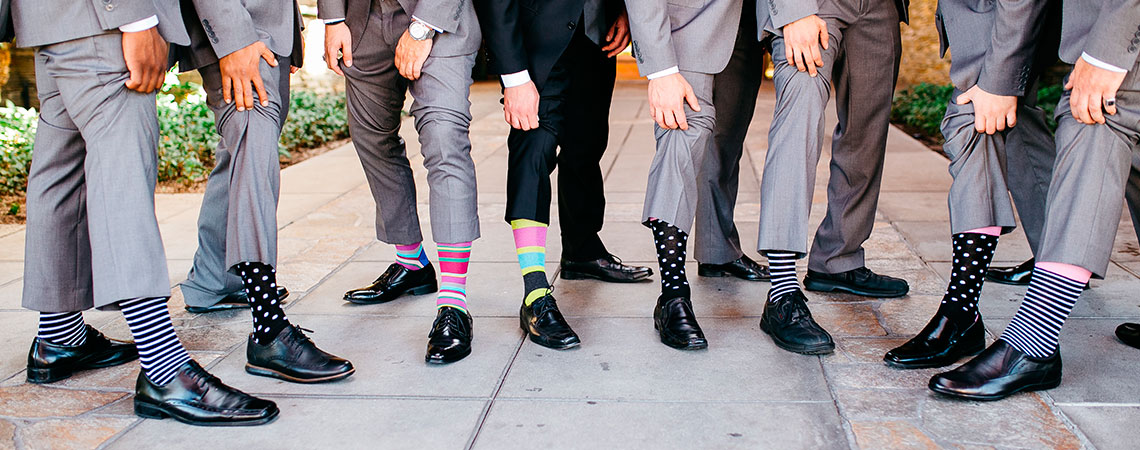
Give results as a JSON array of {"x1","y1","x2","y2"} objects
[
  {"x1": 1064, "y1": 77, "x2": 1074, "y2": 90},
  {"x1": 684, "y1": 85, "x2": 700, "y2": 112},
  {"x1": 956, "y1": 93, "x2": 972, "y2": 105},
  {"x1": 261, "y1": 46, "x2": 279, "y2": 67}
]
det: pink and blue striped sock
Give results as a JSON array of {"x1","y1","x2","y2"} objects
[
  {"x1": 436, "y1": 242, "x2": 472, "y2": 313},
  {"x1": 395, "y1": 243, "x2": 431, "y2": 270}
]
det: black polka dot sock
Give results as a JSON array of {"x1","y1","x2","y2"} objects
[
  {"x1": 648, "y1": 219, "x2": 690, "y2": 300},
  {"x1": 938, "y1": 233, "x2": 998, "y2": 325},
  {"x1": 235, "y1": 262, "x2": 289, "y2": 345}
]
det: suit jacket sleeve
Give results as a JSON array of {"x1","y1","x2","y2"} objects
[
  {"x1": 187, "y1": 0, "x2": 261, "y2": 59},
  {"x1": 474, "y1": 0, "x2": 528, "y2": 75},
  {"x1": 767, "y1": 0, "x2": 819, "y2": 30},
  {"x1": 975, "y1": 0, "x2": 1050, "y2": 96},
  {"x1": 317, "y1": 0, "x2": 346, "y2": 19},
  {"x1": 93, "y1": 0, "x2": 159, "y2": 31},
  {"x1": 626, "y1": 0, "x2": 677, "y2": 76},
  {"x1": 412, "y1": 0, "x2": 463, "y2": 33},
  {"x1": 1082, "y1": 0, "x2": 1140, "y2": 70}
]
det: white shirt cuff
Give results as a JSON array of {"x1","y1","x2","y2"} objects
[
  {"x1": 119, "y1": 15, "x2": 159, "y2": 33},
  {"x1": 411, "y1": 16, "x2": 443, "y2": 33},
  {"x1": 324, "y1": 18, "x2": 346, "y2": 24},
  {"x1": 501, "y1": 71, "x2": 532, "y2": 88},
  {"x1": 1081, "y1": 52, "x2": 1128, "y2": 73},
  {"x1": 647, "y1": 66, "x2": 679, "y2": 80}
]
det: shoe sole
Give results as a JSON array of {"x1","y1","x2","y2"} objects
[
  {"x1": 344, "y1": 284, "x2": 438, "y2": 305},
  {"x1": 927, "y1": 376, "x2": 1062, "y2": 401},
  {"x1": 244, "y1": 364, "x2": 356, "y2": 384},
  {"x1": 803, "y1": 278, "x2": 908, "y2": 299},
  {"x1": 696, "y1": 268, "x2": 771, "y2": 282},
  {"x1": 27, "y1": 352, "x2": 141, "y2": 384},
  {"x1": 653, "y1": 322, "x2": 708, "y2": 351},
  {"x1": 559, "y1": 269, "x2": 652, "y2": 283},
  {"x1": 425, "y1": 348, "x2": 473, "y2": 364},
  {"x1": 134, "y1": 398, "x2": 280, "y2": 427},
  {"x1": 882, "y1": 344, "x2": 986, "y2": 370},
  {"x1": 759, "y1": 320, "x2": 835, "y2": 355}
]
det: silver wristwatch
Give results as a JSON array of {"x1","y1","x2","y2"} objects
[{"x1": 409, "y1": 21, "x2": 436, "y2": 41}]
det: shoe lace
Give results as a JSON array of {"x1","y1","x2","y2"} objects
[
  {"x1": 784, "y1": 295, "x2": 812, "y2": 325},
  {"x1": 534, "y1": 289, "x2": 559, "y2": 318}
]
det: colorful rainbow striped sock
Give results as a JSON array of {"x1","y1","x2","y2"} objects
[
  {"x1": 395, "y1": 242, "x2": 431, "y2": 270},
  {"x1": 510, "y1": 219, "x2": 551, "y2": 306},
  {"x1": 436, "y1": 242, "x2": 472, "y2": 313}
]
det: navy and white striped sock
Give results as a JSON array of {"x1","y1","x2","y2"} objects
[
  {"x1": 120, "y1": 297, "x2": 191, "y2": 386},
  {"x1": 999, "y1": 268, "x2": 1085, "y2": 358},
  {"x1": 766, "y1": 252, "x2": 800, "y2": 301},
  {"x1": 38, "y1": 312, "x2": 88, "y2": 346}
]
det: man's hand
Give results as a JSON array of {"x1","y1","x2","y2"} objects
[
  {"x1": 1066, "y1": 57, "x2": 1127, "y2": 125},
  {"x1": 647, "y1": 73, "x2": 700, "y2": 130},
  {"x1": 122, "y1": 27, "x2": 169, "y2": 93},
  {"x1": 504, "y1": 81, "x2": 540, "y2": 130},
  {"x1": 781, "y1": 15, "x2": 829, "y2": 77},
  {"x1": 957, "y1": 85, "x2": 1018, "y2": 134},
  {"x1": 601, "y1": 11, "x2": 631, "y2": 58},
  {"x1": 395, "y1": 30, "x2": 432, "y2": 80},
  {"x1": 324, "y1": 22, "x2": 353, "y2": 76},
  {"x1": 219, "y1": 41, "x2": 278, "y2": 111}
]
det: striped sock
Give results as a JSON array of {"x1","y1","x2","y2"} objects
[
  {"x1": 510, "y1": 219, "x2": 551, "y2": 306},
  {"x1": 120, "y1": 297, "x2": 191, "y2": 386},
  {"x1": 396, "y1": 243, "x2": 431, "y2": 270},
  {"x1": 766, "y1": 251, "x2": 800, "y2": 301},
  {"x1": 38, "y1": 312, "x2": 89, "y2": 346},
  {"x1": 436, "y1": 242, "x2": 472, "y2": 313},
  {"x1": 999, "y1": 267, "x2": 1086, "y2": 358}
]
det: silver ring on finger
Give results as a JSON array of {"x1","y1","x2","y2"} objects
[{"x1": 1105, "y1": 97, "x2": 1117, "y2": 107}]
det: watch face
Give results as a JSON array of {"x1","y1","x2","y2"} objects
[{"x1": 410, "y1": 22, "x2": 429, "y2": 39}]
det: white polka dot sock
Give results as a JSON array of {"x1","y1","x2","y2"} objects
[
  {"x1": 235, "y1": 262, "x2": 289, "y2": 345},
  {"x1": 938, "y1": 233, "x2": 997, "y2": 324},
  {"x1": 648, "y1": 219, "x2": 691, "y2": 300}
]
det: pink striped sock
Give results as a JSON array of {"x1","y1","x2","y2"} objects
[
  {"x1": 436, "y1": 242, "x2": 472, "y2": 313},
  {"x1": 395, "y1": 243, "x2": 429, "y2": 270}
]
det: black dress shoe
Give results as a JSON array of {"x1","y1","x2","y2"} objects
[
  {"x1": 426, "y1": 306, "x2": 474, "y2": 364},
  {"x1": 246, "y1": 325, "x2": 355, "y2": 383},
  {"x1": 560, "y1": 255, "x2": 653, "y2": 283},
  {"x1": 697, "y1": 255, "x2": 771, "y2": 281},
  {"x1": 344, "y1": 263, "x2": 438, "y2": 304},
  {"x1": 27, "y1": 326, "x2": 139, "y2": 384},
  {"x1": 653, "y1": 295, "x2": 708, "y2": 350},
  {"x1": 804, "y1": 267, "x2": 909, "y2": 298},
  {"x1": 134, "y1": 360, "x2": 279, "y2": 426},
  {"x1": 1115, "y1": 322, "x2": 1140, "y2": 350},
  {"x1": 985, "y1": 258, "x2": 1035, "y2": 286},
  {"x1": 759, "y1": 291, "x2": 834, "y2": 355},
  {"x1": 520, "y1": 294, "x2": 581, "y2": 350},
  {"x1": 884, "y1": 314, "x2": 986, "y2": 369},
  {"x1": 929, "y1": 340, "x2": 1062, "y2": 401},
  {"x1": 186, "y1": 287, "x2": 290, "y2": 313}
]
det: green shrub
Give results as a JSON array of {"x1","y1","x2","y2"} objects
[
  {"x1": 892, "y1": 82, "x2": 1066, "y2": 145},
  {"x1": 0, "y1": 102, "x2": 37, "y2": 196},
  {"x1": 279, "y1": 89, "x2": 349, "y2": 157}
]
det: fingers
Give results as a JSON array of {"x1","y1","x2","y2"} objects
[
  {"x1": 805, "y1": 47, "x2": 819, "y2": 77},
  {"x1": 260, "y1": 47, "x2": 278, "y2": 67},
  {"x1": 1006, "y1": 109, "x2": 1018, "y2": 128},
  {"x1": 1104, "y1": 88, "x2": 1119, "y2": 116},
  {"x1": 654, "y1": 107, "x2": 667, "y2": 129},
  {"x1": 663, "y1": 107, "x2": 679, "y2": 130},
  {"x1": 252, "y1": 73, "x2": 269, "y2": 108},
  {"x1": 784, "y1": 41, "x2": 794, "y2": 69},
  {"x1": 222, "y1": 76, "x2": 233, "y2": 104},
  {"x1": 126, "y1": 66, "x2": 143, "y2": 92},
  {"x1": 683, "y1": 85, "x2": 700, "y2": 112},
  {"x1": 675, "y1": 107, "x2": 689, "y2": 130},
  {"x1": 291, "y1": 66, "x2": 300, "y2": 74},
  {"x1": 809, "y1": 42, "x2": 823, "y2": 69},
  {"x1": 1088, "y1": 91, "x2": 1105, "y2": 124},
  {"x1": 411, "y1": 55, "x2": 425, "y2": 81},
  {"x1": 818, "y1": 24, "x2": 829, "y2": 50},
  {"x1": 1105, "y1": 98, "x2": 1119, "y2": 116},
  {"x1": 985, "y1": 114, "x2": 997, "y2": 134},
  {"x1": 1071, "y1": 91, "x2": 1091, "y2": 124},
  {"x1": 973, "y1": 115, "x2": 986, "y2": 134},
  {"x1": 956, "y1": 93, "x2": 972, "y2": 105},
  {"x1": 792, "y1": 47, "x2": 807, "y2": 72}
]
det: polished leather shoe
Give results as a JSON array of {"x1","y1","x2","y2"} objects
[
  {"x1": 697, "y1": 255, "x2": 771, "y2": 281},
  {"x1": 653, "y1": 295, "x2": 708, "y2": 350},
  {"x1": 760, "y1": 291, "x2": 834, "y2": 355},
  {"x1": 560, "y1": 255, "x2": 653, "y2": 283},
  {"x1": 186, "y1": 287, "x2": 290, "y2": 313},
  {"x1": 27, "y1": 326, "x2": 139, "y2": 384},
  {"x1": 134, "y1": 360, "x2": 278, "y2": 426},
  {"x1": 985, "y1": 258, "x2": 1035, "y2": 286},
  {"x1": 246, "y1": 325, "x2": 355, "y2": 383},
  {"x1": 427, "y1": 306, "x2": 474, "y2": 364},
  {"x1": 929, "y1": 340, "x2": 1061, "y2": 400},
  {"x1": 345, "y1": 263, "x2": 438, "y2": 304},
  {"x1": 1115, "y1": 322, "x2": 1140, "y2": 350},
  {"x1": 884, "y1": 314, "x2": 986, "y2": 369},
  {"x1": 520, "y1": 294, "x2": 581, "y2": 350},
  {"x1": 804, "y1": 267, "x2": 909, "y2": 298}
]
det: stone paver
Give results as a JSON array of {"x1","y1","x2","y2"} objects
[{"x1": 0, "y1": 80, "x2": 1137, "y2": 449}]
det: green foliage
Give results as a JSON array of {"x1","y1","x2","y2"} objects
[
  {"x1": 0, "y1": 101, "x2": 37, "y2": 196},
  {"x1": 1036, "y1": 83, "x2": 1063, "y2": 131},
  {"x1": 892, "y1": 82, "x2": 1065, "y2": 145},
  {"x1": 279, "y1": 89, "x2": 349, "y2": 157}
]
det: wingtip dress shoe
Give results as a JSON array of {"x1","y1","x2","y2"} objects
[
  {"x1": 985, "y1": 258, "x2": 1035, "y2": 286},
  {"x1": 520, "y1": 294, "x2": 581, "y2": 350},
  {"x1": 560, "y1": 255, "x2": 653, "y2": 283},
  {"x1": 760, "y1": 291, "x2": 834, "y2": 355},
  {"x1": 804, "y1": 267, "x2": 909, "y2": 298},
  {"x1": 697, "y1": 255, "x2": 771, "y2": 281},
  {"x1": 345, "y1": 263, "x2": 438, "y2": 304},
  {"x1": 884, "y1": 314, "x2": 986, "y2": 369},
  {"x1": 27, "y1": 326, "x2": 139, "y2": 384},
  {"x1": 928, "y1": 340, "x2": 1062, "y2": 401},
  {"x1": 426, "y1": 306, "x2": 474, "y2": 364},
  {"x1": 134, "y1": 360, "x2": 279, "y2": 426},
  {"x1": 1115, "y1": 322, "x2": 1140, "y2": 350},
  {"x1": 246, "y1": 325, "x2": 355, "y2": 383},
  {"x1": 186, "y1": 286, "x2": 290, "y2": 313},
  {"x1": 653, "y1": 295, "x2": 708, "y2": 350}
]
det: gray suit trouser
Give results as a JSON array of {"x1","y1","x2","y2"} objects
[
  {"x1": 642, "y1": 71, "x2": 716, "y2": 233},
  {"x1": 180, "y1": 58, "x2": 291, "y2": 308},
  {"x1": 22, "y1": 32, "x2": 172, "y2": 312},
  {"x1": 1037, "y1": 69, "x2": 1140, "y2": 279},
  {"x1": 758, "y1": 0, "x2": 900, "y2": 273},
  {"x1": 341, "y1": 4, "x2": 479, "y2": 246}
]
